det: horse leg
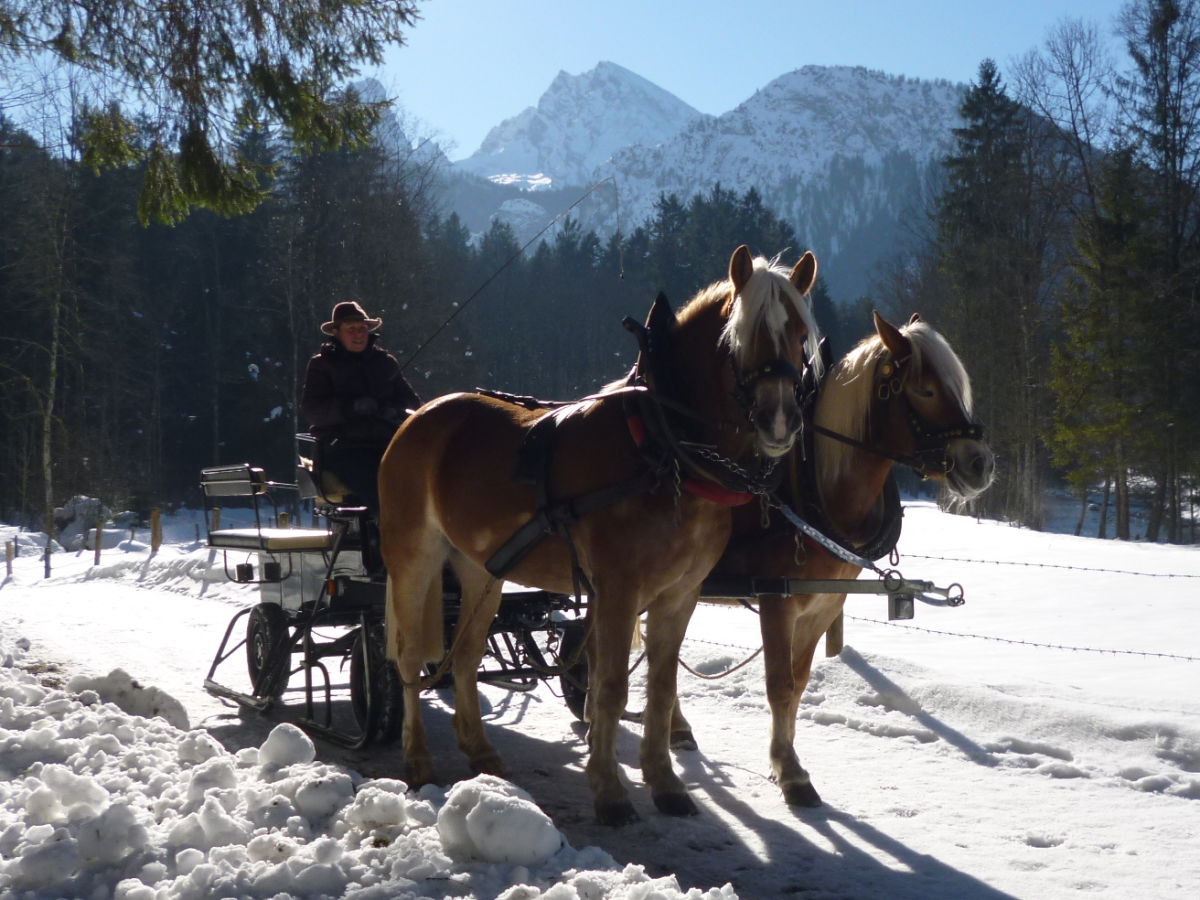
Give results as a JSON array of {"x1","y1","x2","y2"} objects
[
  {"x1": 382, "y1": 528, "x2": 447, "y2": 789},
  {"x1": 585, "y1": 578, "x2": 641, "y2": 826},
  {"x1": 767, "y1": 592, "x2": 847, "y2": 807},
  {"x1": 666, "y1": 595, "x2": 699, "y2": 752},
  {"x1": 447, "y1": 558, "x2": 507, "y2": 777},
  {"x1": 668, "y1": 699, "x2": 698, "y2": 751},
  {"x1": 759, "y1": 593, "x2": 823, "y2": 807},
  {"x1": 641, "y1": 590, "x2": 701, "y2": 817}
]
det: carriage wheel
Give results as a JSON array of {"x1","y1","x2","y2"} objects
[
  {"x1": 350, "y1": 622, "x2": 405, "y2": 744},
  {"x1": 556, "y1": 621, "x2": 589, "y2": 722},
  {"x1": 246, "y1": 603, "x2": 291, "y2": 700}
]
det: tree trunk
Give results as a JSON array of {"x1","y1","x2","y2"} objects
[
  {"x1": 41, "y1": 284, "x2": 62, "y2": 577},
  {"x1": 1116, "y1": 465, "x2": 1130, "y2": 541},
  {"x1": 1098, "y1": 476, "x2": 1111, "y2": 539},
  {"x1": 1147, "y1": 463, "x2": 1167, "y2": 542}
]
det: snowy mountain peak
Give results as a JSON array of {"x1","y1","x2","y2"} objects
[
  {"x1": 455, "y1": 60, "x2": 704, "y2": 189},
  {"x1": 736, "y1": 64, "x2": 965, "y2": 162}
]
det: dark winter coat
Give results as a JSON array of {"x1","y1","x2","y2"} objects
[{"x1": 301, "y1": 335, "x2": 422, "y2": 448}]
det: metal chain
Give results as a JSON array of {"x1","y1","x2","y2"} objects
[{"x1": 688, "y1": 444, "x2": 779, "y2": 496}]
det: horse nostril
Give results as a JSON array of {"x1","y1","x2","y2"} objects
[{"x1": 969, "y1": 452, "x2": 994, "y2": 479}]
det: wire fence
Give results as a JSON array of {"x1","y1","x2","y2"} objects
[
  {"x1": 900, "y1": 552, "x2": 1200, "y2": 579},
  {"x1": 686, "y1": 550, "x2": 1200, "y2": 665},
  {"x1": 842, "y1": 615, "x2": 1200, "y2": 662}
]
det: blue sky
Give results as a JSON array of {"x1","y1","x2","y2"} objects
[{"x1": 375, "y1": 0, "x2": 1131, "y2": 160}]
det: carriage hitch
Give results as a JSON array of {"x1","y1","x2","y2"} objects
[{"x1": 880, "y1": 570, "x2": 965, "y2": 617}]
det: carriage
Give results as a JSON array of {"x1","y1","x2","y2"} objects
[
  {"x1": 200, "y1": 245, "x2": 992, "y2": 822},
  {"x1": 199, "y1": 440, "x2": 592, "y2": 749}
]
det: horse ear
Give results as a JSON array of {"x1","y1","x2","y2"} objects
[
  {"x1": 790, "y1": 250, "x2": 818, "y2": 296},
  {"x1": 646, "y1": 291, "x2": 677, "y2": 339},
  {"x1": 908, "y1": 313, "x2": 921, "y2": 325},
  {"x1": 874, "y1": 309, "x2": 911, "y2": 358},
  {"x1": 729, "y1": 245, "x2": 754, "y2": 293}
]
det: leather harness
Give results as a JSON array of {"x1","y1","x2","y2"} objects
[{"x1": 482, "y1": 292, "x2": 796, "y2": 579}]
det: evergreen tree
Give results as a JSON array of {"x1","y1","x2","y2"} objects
[
  {"x1": 933, "y1": 59, "x2": 1060, "y2": 527},
  {"x1": 1114, "y1": 0, "x2": 1200, "y2": 540},
  {"x1": 1048, "y1": 149, "x2": 1154, "y2": 538},
  {"x1": 0, "y1": 0, "x2": 422, "y2": 222}
]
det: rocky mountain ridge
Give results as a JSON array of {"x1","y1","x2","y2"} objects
[{"x1": 444, "y1": 61, "x2": 967, "y2": 299}]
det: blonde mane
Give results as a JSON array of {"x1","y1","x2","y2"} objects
[
  {"x1": 715, "y1": 255, "x2": 824, "y2": 379},
  {"x1": 815, "y1": 319, "x2": 973, "y2": 489}
]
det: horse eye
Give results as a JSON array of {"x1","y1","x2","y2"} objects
[{"x1": 911, "y1": 386, "x2": 935, "y2": 399}]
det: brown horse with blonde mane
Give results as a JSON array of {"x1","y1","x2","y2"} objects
[
  {"x1": 378, "y1": 245, "x2": 823, "y2": 825},
  {"x1": 674, "y1": 310, "x2": 995, "y2": 806}
]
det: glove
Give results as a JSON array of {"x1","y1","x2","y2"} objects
[{"x1": 352, "y1": 396, "x2": 379, "y2": 416}]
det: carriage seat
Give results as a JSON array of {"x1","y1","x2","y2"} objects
[
  {"x1": 296, "y1": 433, "x2": 359, "y2": 508},
  {"x1": 201, "y1": 464, "x2": 333, "y2": 552}
]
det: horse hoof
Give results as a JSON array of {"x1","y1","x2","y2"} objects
[
  {"x1": 405, "y1": 761, "x2": 436, "y2": 788},
  {"x1": 654, "y1": 792, "x2": 700, "y2": 817},
  {"x1": 470, "y1": 754, "x2": 507, "y2": 778},
  {"x1": 595, "y1": 800, "x2": 640, "y2": 827},
  {"x1": 669, "y1": 729, "x2": 698, "y2": 752},
  {"x1": 783, "y1": 781, "x2": 823, "y2": 807}
]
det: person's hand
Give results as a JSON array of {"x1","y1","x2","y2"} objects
[{"x1": 352, "y1": 396, "x2": 379, "y2": 416}]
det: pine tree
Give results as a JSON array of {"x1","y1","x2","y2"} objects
[
  {"x1": 933, "y1": 59, "x2": 1060, "y2": 527},
  {"x1": 0, "y1": 1, "x2": 422, "y2": 222},
  {"x1": 1114, "y1": 0, "x2": 1200, "y2": 541}
]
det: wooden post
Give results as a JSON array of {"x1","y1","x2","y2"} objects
[
  {"x1": 150, "y1": 508, "x2": 162, "y2": 552},
  {"x1": 43, "y1": 533, "x2": 52, "y2": 579},
  {"x1": 211, "y1": 507, "x2": 221, "y2": 532},
  {"x1": 277, "y1": 511, "x2": 289, "y2": 528},
  {"x1": 93, "y1": 514, "x2": 102, "y2": 565},
  {"x1": 824, "y1": 611, "x2": 844, "y2": 657},
  {"x1": 5, "y1": 541, "x2": 13, "y2": 577}
]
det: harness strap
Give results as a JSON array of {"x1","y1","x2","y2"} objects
[{"x1": 484, "y1": 469, "x2": 659, "y2": 577}]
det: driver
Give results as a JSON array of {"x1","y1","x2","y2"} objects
[{"x1": 300, "y1": 300, "x2": 421, "y2": 514}]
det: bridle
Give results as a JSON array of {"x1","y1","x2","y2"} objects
[
  {"x1": 732, "y1": 356, "x2": 807, "y2": 418},
  {"x1": 812, "y1": 351, "x2": 984, "y2": 478}
]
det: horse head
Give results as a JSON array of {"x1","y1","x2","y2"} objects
[
  {"x1": 871, "y1": 311, "x2": 995, "y2": 499},
  {"x1": 719, "y1": 245, "x2": 822, "y2": 459}
]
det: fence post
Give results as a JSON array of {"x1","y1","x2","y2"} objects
[
  {"x1": 150, "y1": 508, "x2": 162, "y2": 552},
  {"x1": 211, "y1": 507, "x2": 221, "y2": 532},
  {"x1": 277, "y1": 511, "x2": 289, "y2": 528},
  {"x1": 93, "y1": 514, "x2": 103, "y2": 566},
  {"x1": 5, "y1": 541, "x2": 12, "y2": 577},
  {"x1": 824, "y1": 612, "x2": 844, "y2": 657}
]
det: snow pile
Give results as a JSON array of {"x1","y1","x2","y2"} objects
[{"x1": 0, "y1": 637, "x2": 736, "y2": 899}]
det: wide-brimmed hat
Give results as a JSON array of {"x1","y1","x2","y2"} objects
[{"x1": 321, "y1": 300, "x2": 382, "y2": 335}]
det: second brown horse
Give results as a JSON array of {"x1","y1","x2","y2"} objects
[{"x1": 676, "y1": 310, "x2": 995, "y2": 806}]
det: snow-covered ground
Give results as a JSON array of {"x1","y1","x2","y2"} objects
[{"x1": 1, "y1": 500, "x2": 1198, "y2": 899}]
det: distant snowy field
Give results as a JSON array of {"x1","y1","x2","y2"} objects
[{"x1": 1, "y1": 499, "x2": 1198, "y2": 899}]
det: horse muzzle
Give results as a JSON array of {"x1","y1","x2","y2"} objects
[
  {"x1": 944, "y1": 439, "x2": 995, "y2": 499},
  {"x1": 751, "y1": 393, "x2": 802, "y2": 459}
]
